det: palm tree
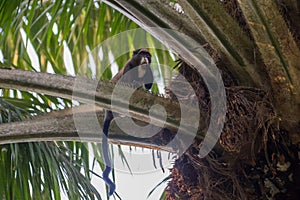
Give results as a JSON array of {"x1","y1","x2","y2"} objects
[{"x1": 0, "y1": 0, "x2": 299, "y2": 199}]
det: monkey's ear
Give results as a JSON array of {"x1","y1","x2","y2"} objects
[{"x1": 133, "y1": 48, "x2": 141, "y2": 56}]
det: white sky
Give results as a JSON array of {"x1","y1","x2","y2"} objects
[
  {"x1": 20, "y1": 28, "x2": 41, "y2": 72},
  {"x1": 59, "y1": 145, "x2": 173, "y2": 200},
  {"x1": 0, "y1": 49, "x2": 4, "y2": 63},
  {"x1": 63, "y1": 40, "x2": 76, "y2": 76},
  {"x1": 114, "y1": 146, "x2": 173, "y2": 200}
]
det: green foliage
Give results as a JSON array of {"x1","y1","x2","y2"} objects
[{"x1": 0, "y1": 98, "x2": 100, "y2": 199}]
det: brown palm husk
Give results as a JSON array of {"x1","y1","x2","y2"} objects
[{"x1": 165, "y1": 61, "x2": 300, "y2": 200}]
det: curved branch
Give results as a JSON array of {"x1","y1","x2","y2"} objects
[
  {"x1": 0, "y1": 105, "x2": 174, "y2": 152},
  {"x1": 0, "y1": 69, "x2": 207, "y2": 144}
]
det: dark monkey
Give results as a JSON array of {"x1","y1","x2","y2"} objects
[{"x1": 102, "y1": 49, "x2": 153, "y2": 196}]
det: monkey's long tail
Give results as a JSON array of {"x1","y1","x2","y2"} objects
[{"x1": 102, "y1": 115, "x2": 116, "y2": 196}]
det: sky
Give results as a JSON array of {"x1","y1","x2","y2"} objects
[
  {"x1": 60, "y1": 145, "x2": 173, "y2": 200},
  {"x1": 96, "y1": 145, "x2": 173, "y2": 200}
]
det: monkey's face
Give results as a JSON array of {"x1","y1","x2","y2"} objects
[
  {"x1": 135, "y1": 49, "x2": 152, "y2": 65},
  {"x1": 117, "y1": 48, "x2": 153, "y2": 90},
  {"x1": 131, "y1": 48, "x2": 152, "y2": 67},
  {"x1": 131, "y1": 49, "x2": 152, "y2": 79}
]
